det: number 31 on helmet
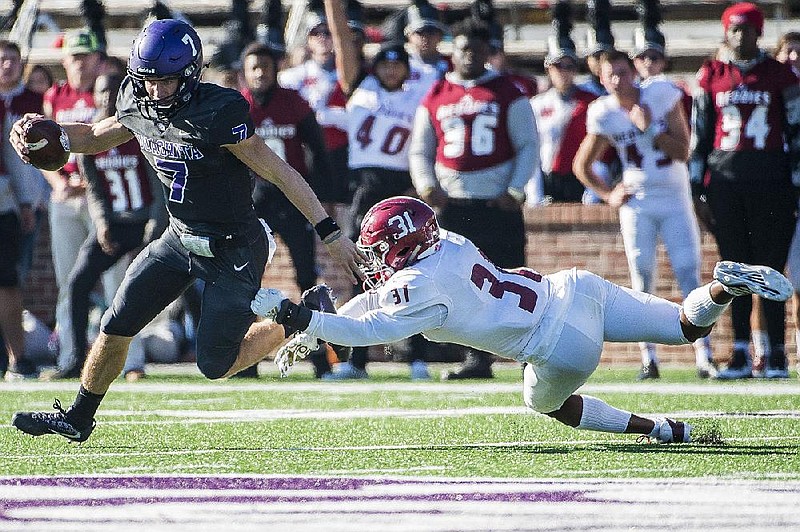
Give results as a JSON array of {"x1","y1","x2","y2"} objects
[{"x1": 358, "y1": 196, "x2": 441, "y2": 289}]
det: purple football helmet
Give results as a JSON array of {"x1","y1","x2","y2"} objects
[{"x1": 127, "y1": 19, "x2": 203, "y2": 118}]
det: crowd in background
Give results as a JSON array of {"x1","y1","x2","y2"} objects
[{"x1": 1, "y1": 0, "x2": 799, "y2": 383}]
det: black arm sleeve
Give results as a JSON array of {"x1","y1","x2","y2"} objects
[
  {"x1": 297, "y1": 111, "x2": 333, "y2": 195},
  {"x1": 689, "y1": 91, "x2": 714, "y2": 190},
  {"x1": 78, "y1": 154, "x2": 113, "y2": 227}
]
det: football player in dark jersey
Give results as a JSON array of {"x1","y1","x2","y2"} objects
[
  {"x1": 9, "y1": 19, "x2": 364, "y2": 443},
  {"x1": 690, "y1": 2, "x2": 800, "y2": 380}
]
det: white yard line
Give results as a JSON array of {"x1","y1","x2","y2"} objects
[{"x1": 3, "y1": 381, "x2": 800, "y2": 395}]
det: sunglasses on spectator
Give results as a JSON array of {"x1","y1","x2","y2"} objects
[{"x1": 309, "y1": 28, "x2": 331, "y2": 37}]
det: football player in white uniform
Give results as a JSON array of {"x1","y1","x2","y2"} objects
[
  {"x1": 573, "y1": 50, "x2": 714, "y2": 381},
  {"x1": 252, "y1": 196, "x2": 793, "y2": 443}
]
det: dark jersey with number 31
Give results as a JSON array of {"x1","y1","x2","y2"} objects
[{"x1": 116, "y1": 79, "x2": 257, "y2": 236}]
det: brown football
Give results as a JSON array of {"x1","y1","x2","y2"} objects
[{"x1": 24, "y1": 119, "x2": 70, "y2": 171}]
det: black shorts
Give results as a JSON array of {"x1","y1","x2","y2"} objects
[
  {"x1": 439, "y1": 201, "x2": 526, "y2": 268},
  {"x1": 349, "y1": 167, "x2": 413, "y2": 238},
  {"x1": 0, "y1": 211, "x2": 21, "y2": 287},
  {"x1": 101, "y1": 221, "x2": 269, "y2": 379}
]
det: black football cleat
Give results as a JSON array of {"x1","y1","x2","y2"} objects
[
  {"x1": 12, "y1": 399, "x2": 95, "y2": 443},
  {"x1": 636, "y1": 363, "x2": 660, "y2": 380},
  {"x1": 301, "y1": 284, "x2": 352, "y2": 361}
]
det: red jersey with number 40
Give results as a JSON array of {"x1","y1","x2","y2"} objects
[
  {"x1": 94, "y1": 138, "x2": 154, "y2": 214},
  {"x1": 697, "y1": 57, "x2": 797, "y2": 152},
  {"x1": 422, "y1": 75, "x2": 523, "y2": 171}
]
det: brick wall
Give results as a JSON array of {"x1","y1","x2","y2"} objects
[{"x1": 24, "y1": 204, "x2": 795, "y2": 366}]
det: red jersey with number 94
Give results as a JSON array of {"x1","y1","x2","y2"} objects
[
  {"x1": 697, "y1": 57, "x2": 797, "y2": 152},
  {"x1": 422, "y1": 75, "x2": 522, "y2": 171}
]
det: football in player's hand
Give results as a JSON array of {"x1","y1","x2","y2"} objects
[{"x1": 24, "y1": 119, "x2": 70, "y2": 171}]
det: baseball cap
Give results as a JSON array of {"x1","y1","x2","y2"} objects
[
  {"x1": 632, "y1": 27, "x2": 666, "y2": 58},
  {"x1": 404, "y1": 2, "x2": 447, "y2": 36},
  {"x1": 372, "y1": 41, "x2": 410, "y2": 69},
  {"x1": 721, "y1": 2, "x2": 764, "y2": 35},
  {"x1": 63, "y1": 29, "x2": 101, "y2": 55}
]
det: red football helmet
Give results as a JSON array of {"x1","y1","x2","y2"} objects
[{"x1": 358, "y1": 196, "x2": 441, "y2": 289}]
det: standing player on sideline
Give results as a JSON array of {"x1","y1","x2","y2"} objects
[
  {"x1": 690, "y1": 3, "x2": 800, "y2": 379},
  {"x1": 10, "y1": 19, "x2": 363, "y2": 443},
  {"x1": 252, "y1": 196, "x2": 793, "y2": 443},
  {"x1": 573, "y1": 51, "x2": 715, "y2": 380},
  {"x1": 409, "y1": 18, "x2": 538, "y2": 380},
  {"x1": 319, "y1": 0, "x2": 433, "y2": 380}
]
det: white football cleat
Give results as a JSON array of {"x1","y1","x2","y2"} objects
[
  {"x1": 652, "y1": 417, "x2": 692, "y2": 443},
  {"x1": 713, "y1": 261, "x2": 793, "y2": 301}
]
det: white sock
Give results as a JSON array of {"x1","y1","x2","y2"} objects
[
  {"x1": 577, "y1": 395, "x2": 632, "y2": 433},
  {"x1": 640, "y1": 343, "x2": 658, "y2": 366},
  {"x1": 752, "y1": 330, "x2": 770, "y2": 358},
  {"x1": 693, "y1": 336, "x2": 712, "y2": 366},
  {"x1": 683, "y1": 284, "x2": 730, "y2": 327}
]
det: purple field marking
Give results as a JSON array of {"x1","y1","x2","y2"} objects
[{"x1": 2, "y1": 476, "x2": 800, "y2": 530}]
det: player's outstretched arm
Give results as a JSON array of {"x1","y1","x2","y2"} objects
[
  {"x1": 226, "y1": 135, "x2": 366, "y2": 282},
  {"x1": 10, "y1": 113, "x2": 133, "y2": 162}
]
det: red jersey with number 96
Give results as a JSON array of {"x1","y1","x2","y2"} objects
[
  {"x1": 422, "y1": 75, "x2": 522, "y2": 171},
  {"x1": 697, "y1": 57, "x2": 797, "y2": 152}
]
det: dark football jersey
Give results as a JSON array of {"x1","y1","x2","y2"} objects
[
  {"x1": 116, "y1": 79, "x2": 256, "y2": 236},
  {"x1": 693, "y1": 56, "x2": 799, "y2": 182},
  {"x1": 697, "y1": 57, "x2": 797, "y2": 152},
  {"x1": 241, "y1": 86, "x2": 313, "y2": 176},
  {"x1": 422, "y1": 74, "x2": 522, "y2": 172}
]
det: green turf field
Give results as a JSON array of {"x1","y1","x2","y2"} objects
[{"x1": 1, "y1": 363, "x2": 799, "y2": 479}]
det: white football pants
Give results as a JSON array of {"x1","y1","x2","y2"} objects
[{"x1": 524, "y1": 270, "x2": 688, "y2": 413}]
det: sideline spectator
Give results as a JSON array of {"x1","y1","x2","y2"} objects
[
  {"x1": 529, "y1": 2, "x2": 593, "y2": 204},
  {"x1": 689, "y1": 3, "x2": 799, "y2": 379},
  {"x1": 239, "y1": 38, "x2": 332, "y2": 378},
  {"x1": 41, "y1": 29, "x2": 129, "y2": 380},
  {"x1": 278, "y1": 1, "x2": 365, "y2": 207},
  {"x1": 409, "y1": 19, "x2": 539, "y2": 380},
  {"x1": 0, "y1": 40, "x2": 43, "y2": 379}
]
